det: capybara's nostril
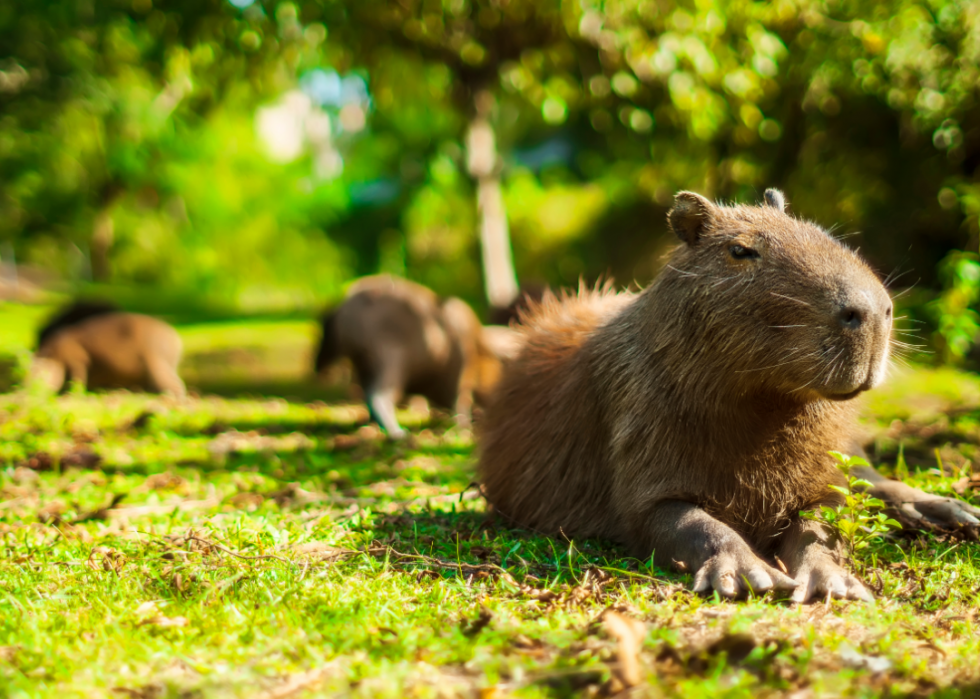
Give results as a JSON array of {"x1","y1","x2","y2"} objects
[{"x1": 838, "y1": 306, "x2": 864, "y2": 330}]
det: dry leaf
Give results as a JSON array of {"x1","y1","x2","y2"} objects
[
  {"x1": 292, "y1": 542, "x2": 347, "y2": 561},
  {"x1": 61, "y1": 447, "x2": 102, "y2": 469},
  {"x1": 87, "y1": 546, "x2": 127, "y2": 573},
  {"x1": 602, "y1": 609, "x2": 646, "y2": 691},
  {"x1": 135, "y1": 601, "x2": 160, "y2": 616},
  {"x1": 461, "y1": 606, "x2": 493, "y2": 637},
  {"x1": 952, "y1": 474, "x2": 980, "y2": 495},
  {"x1": 140, "y1": 615, "x2": 190, "y2": 628},
  {"x1": 253, "y1": 661, "x2": 342, "y2": 699},
  {"x1": 144, "y1": 472, "x2": 186, "y2": 491},
  {"x1": 229, "y1": 492, "x2": 265, "y2": 510},
  {"x1": 22, "y1": 451, "x2": 54, "y2": 471},
  {"x1": 207, "y1": 430, "x2": 313, "y2": 461},
  {"x1": 11, "y1": 467, "x2": 38, "y2": 484},
  {"x1": 37, "y1": 500, "x2": 66, "y2": 524}
]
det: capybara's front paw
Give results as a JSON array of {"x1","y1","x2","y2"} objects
[
  {"x1": 789, "y1": 555, "x2": 872, "y2": 604},
  {"x1": 691, "y1": 545, "x2": 798, "y2": 598},
  {"x1": 874, "y1": 479, "x2": 980, "y2": 529}
]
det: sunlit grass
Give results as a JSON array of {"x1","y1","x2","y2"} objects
[{"x1": 0, "y1": 373, "x2": 980, "y2": 697}]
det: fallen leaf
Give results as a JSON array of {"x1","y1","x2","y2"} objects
[
  {"x1": 139, "y1": 615, "x2": 189, "y2": 628},
  {"x1": 952, "y1": 474, "x2": 980, "y2": 495},
  {"x1": 11, "y1": 467, "x2": 38, "y2": 484},
  {"x1": 22, "y1": 452, "x2": 54, "y2": 471},
  {"x1": 111, "y1": 684, "x2": 165, "y2": 698},
  {"x1": 207, "y1": 430, "x2": 313, "y2": 462},
  {"x1": 838, "y1": 643, "x2": 892, "y2": 674},
  {"x1": 602, "y1": 608, "x2": 646, "y2": 691},
  {"x1": 135, "y1": 601, "x2": 160, "y2": 616},
  {"x1": 87, "y1": 546, "x2": 127, "y2": 573},
  {"x1": 37, "y1": 500, "x2": 66, "y2": 524},
  {"x1": 706, "y1": 632, "x2": 757, "y2": 664},
  {"x1": 292, "y1": 542, "x2": 347, "y2": 561},
  {"x1": 127, "y1": 410, "x2": 156, "y2": 431},
  {"x1": 144, "y1": 472, "x2": 186, "y2": 491},
  {"x1": 461, "y1": 606, "x2": 493, "y2": 637},
  {"x1": 253, "y1": 661, "x2": 342, "y2": 699},
  {"x1": 61, "y1": 447, "x2": 102, "y2": 469},
  {"x1": 229, "y1": 492, "x2": 265, "y2": 510}
]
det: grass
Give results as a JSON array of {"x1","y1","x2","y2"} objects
[{"x1": 2, "y1": 308, "x2": 980, "y2": 696}]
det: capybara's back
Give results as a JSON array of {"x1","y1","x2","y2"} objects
[
  {"x1": 478, "y1": 189, "x2": 893, "y2": 602},
  {"x1": 36, "y1": 310, "x2": 185, "y2": 396},
  {"x1": 37, "y1": 300, "x2": 119, "y2": 348},
  {"x1": 478, "y1": 285, "x2": 634, "y2": 540}
]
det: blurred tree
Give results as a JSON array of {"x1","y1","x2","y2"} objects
[
  {"x1": 0, "y1": 0, "x2": 352, "y2": 308},
  {"x1": 2, "y1": 0, "x2": 980, "y2": 354}
]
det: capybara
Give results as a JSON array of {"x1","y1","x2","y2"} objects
[
  {"x1": 479, "y1": 188, "x2": 899, "y2": 603},
  {"x1": 315, "y1": 275, "x2": 517, "y2": 438},
  {"x1": 33, "y1": 302, "x2": 185, "y2": 397}
]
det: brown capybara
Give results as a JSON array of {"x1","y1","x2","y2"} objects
[
  {"x1": 479, "y1": 188, "x2": 900, "y2": 603},
  {"x1": 315, "y1": 275, "x2": 517, "y2": 438},
  {"x1": 33, "y1": 302, "x2": 185, "y2": 397}
]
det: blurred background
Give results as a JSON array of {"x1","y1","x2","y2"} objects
[{"x1": 2, "y1": 0, "x2": 980, "y2": 394}]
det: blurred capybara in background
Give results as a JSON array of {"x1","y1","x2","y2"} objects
[
  {"x1": 314, "y1": 275, "x2": 518, "y2": 438},
  {"x1": 32, "y1": 301, "x2": 186, "y2": 397}
]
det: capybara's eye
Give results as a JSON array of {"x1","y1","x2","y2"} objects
[{"x1": 730, "y1": 244, "x2": 760, "y2": 260}]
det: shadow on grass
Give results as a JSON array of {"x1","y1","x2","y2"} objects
[{"x1": 188, "y1": 379, "x2": 348, "y2": 404}]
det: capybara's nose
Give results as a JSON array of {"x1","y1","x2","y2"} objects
[
  {"x1": 836, "y1": 291, "x2": 879, "y2": 331},
  {"x1": 837, "y1": 305, "x2": 864, "y2": 330}
]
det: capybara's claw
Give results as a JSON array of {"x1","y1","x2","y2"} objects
[
  {"x1": 790, "y1": 559, "x2": 873, "y2": 604},
  {"x1": 692, "y1": 550, "x2": 798, "y2": 598}
]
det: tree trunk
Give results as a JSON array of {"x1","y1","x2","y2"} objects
[
  {"x1": 466, "y1": 96, "x2": 518, "y2": 310},
  {"x1": 91, "y1": 206, "x2": 114, "y2": 283}
]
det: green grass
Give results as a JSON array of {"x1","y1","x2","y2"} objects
[{"x1": 2, "y1": 309, "x2": 980, "y2": 696}]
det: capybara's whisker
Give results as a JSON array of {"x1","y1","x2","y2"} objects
[
  {"x1": 769, "y1": 292, "x2": 812, "y2": 307},
  {"x1": 665, "y1": 264, "x2": 701, "y2": 278},
  {"x1": 735, "y1": 349, "x2": 818, "y2": 374}
]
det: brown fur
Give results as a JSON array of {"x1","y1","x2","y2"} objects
[
  {"x1": 488, "y1": 283, "x2": 548, "y2": 326},
  {"x1": 34, "y1": 311, "x2": 185, "y2": 397},
  {"x1": 315, "y1": 275, "x2": 516, "y2": 438},
  {"x1": 478, "y1": 189, "x2": 892, "y2": 600}
]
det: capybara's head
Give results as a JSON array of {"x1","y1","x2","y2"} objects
[{"x1": 664, "y1": 188, "x2": 892, "y2": 401}]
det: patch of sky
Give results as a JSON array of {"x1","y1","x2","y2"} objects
[{"x1": 301, "y1": 69, "x2": 372, "y2": 110}]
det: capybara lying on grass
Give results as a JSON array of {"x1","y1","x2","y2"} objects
[
  {"x1": 33, "y1": 302, "x2": 185, "y2": 397},
  {"x1": 315, "y1": 275, "x2": 516, "y2": 438},
  {"x1": 480, "y1": 188, "x2": 902, "y2": 603}
]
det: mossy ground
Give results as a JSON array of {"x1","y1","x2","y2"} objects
[{"x1": 2, "y1": 306, "x2": 980, "y2": 698}]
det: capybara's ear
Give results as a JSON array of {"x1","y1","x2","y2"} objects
[
  {"x1": 668, "y1": 191, "x2": 715, "y2": 245},
  {"x1": 763, "y1": 188, "x2": 786, "y2": 211}
]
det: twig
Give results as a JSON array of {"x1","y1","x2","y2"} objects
[{"x1": 136, "y1": 531, "x2": 293, "y2": 565}]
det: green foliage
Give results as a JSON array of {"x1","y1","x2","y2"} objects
[
  {"x1": 3, "y1": 0, "x2": 980, "y2": 329},
  {"x1": 930, "y1": 251, "x2": 980, "y2": 363},
  {"x1": 806, "y1": 452, "x2": 902, "y2": 564}
]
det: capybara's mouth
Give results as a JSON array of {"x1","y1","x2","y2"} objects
[
  {"x1": 821, "y1": 377, "x2": 874, "y2": 401},
  {"x1": 822, "y1": 387, "x2": 866, "y2": 401}
]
